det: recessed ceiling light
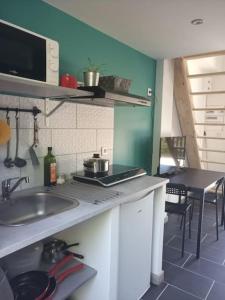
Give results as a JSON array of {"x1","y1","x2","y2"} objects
[{"x1": 191, "y1": 18, "x2": 204, "y2": 25}]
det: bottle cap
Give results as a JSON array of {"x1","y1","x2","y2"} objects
[{"x1": 48, "y1": 147, "x2": 52, "y2": 151}]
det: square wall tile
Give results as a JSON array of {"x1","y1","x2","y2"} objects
[
  {"x1": 20, "y1": 159, "x2": 44, "y2": 189},
  {"x1": 19, "y1": 97, "x2": 46, "y2": 129},
  {"x1": 75, "y1": 129, "x2": 97, "y2": 153},
  {"x1": 77, "y1": 104, "x2": 114, "y2": 129},
  {"x1": 56, "y1": 154, "x2": 76, "y2": 175},
  {"x1": 52, "y1": 129, "x2": 77, "y2": 155},
  {"x1": 47, "y1": 100, "x2": 76, "y2": 128},
  {"x1": 97, "y1": 129, "x2": 114, "y2": 150}
]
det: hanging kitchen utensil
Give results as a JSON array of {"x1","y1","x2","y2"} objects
[
  {"x1": 4, "y1": 110, "x2": 14, "y2": 168},
  {"x1": 0, "y1": 115, "x2": 11, "y2": 145},
  {"x1": 14, "y1": 110, "x2": 27, "y2": 168},
  {"x1": 10, "y1": 253, "x2": 84, "y2": 300},
  {"x1": 29, "y1": 114, "x2": 40, "y2": 166}
]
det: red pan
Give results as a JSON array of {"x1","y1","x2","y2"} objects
[
  {"x1": 10, "y1": 253, "x2": 84, "y2": 300},
  {"x1": 43, "y1": 263, "x2": 84, "y2": 300}
]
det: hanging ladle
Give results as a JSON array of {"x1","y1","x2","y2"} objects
[
  {"x1": 14, "y1": 110, "x2": 27, "y2": 168},
  {"x1": 4, "y1": 110, "x2": 14, "y2": 168}
]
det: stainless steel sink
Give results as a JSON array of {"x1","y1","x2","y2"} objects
[{"x1": 0, "y1": 192, "x2": 79, "y2": 226}]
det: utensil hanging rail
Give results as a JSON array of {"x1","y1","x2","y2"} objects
[{"x1": 0, "y1": 106, "x2": 41, "y2": 116}]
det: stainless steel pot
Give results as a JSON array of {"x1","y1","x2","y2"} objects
[{"x1": 83, "y1": 153, "x2": 109, "y2": 174}]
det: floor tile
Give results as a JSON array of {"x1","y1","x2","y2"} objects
[
  {"x1": 184, "y1": 256, "x2": 225, "y2": 285},
  {"x1": 164, "y1": 262, "x2": 213, "y2": 298},
  {"x1": 206, "y1": 282, "x2": 225, "y2": 300},
  {"x1": 199, "y1": 244, "x2": 225, "y2": 265},
  {"x1": 168, "y1": 236, "x2": 197, "y2": 254},
  {"x1": 142, "y1": 282, "x2": 167, "y2": 300},
  {"x1": 203, "y1": 233, "x2": 225, "y2": 250},
  {"x1": 163, "y1": 245, "x2": 191, "y2": 266},
  {"x1": 159, "y1": 285, "x2": 200, "y2": 300}
]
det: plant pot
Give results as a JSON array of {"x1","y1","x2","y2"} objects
[{"x1": 83, "y1": 71, "x2": 100, "y2": 86}]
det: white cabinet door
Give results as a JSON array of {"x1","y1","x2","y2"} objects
[{"x1": 118, "y1": 191, "x2": 154, "y2": 300}]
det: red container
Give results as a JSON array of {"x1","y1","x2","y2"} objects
[{"x1": 60, "y1": 74, "x2": 78, "y2": 89}]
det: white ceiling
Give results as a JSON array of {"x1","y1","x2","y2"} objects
[{"x1": 44, "y1": 0, "x2": 225, "y2": 59}]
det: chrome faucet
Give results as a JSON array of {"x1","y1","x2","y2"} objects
[{"x1": 1, "y1": 177, "x2": 30, "y2": 202}]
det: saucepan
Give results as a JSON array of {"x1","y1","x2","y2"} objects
[
  {"x1": 10, "y1": 253, "x2": 84, "y2": 300},
  {"x1": 42, "y1": 239, "x2": 84, "y2": 264},
  {"x1": 83, "y1": 153, "x2": 109, "y2": 174}
]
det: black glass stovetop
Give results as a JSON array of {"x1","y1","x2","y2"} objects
[{"x1": 73, "y1": 164, "x2": 146, "y2": 187}]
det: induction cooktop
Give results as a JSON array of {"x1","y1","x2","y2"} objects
[{"x1": 72, "y1": 164, "x2": 147, "y2": 187}]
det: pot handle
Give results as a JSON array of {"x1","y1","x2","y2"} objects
[
  {"x1": 48, "y1": 253, "x2": 74, "y2": 277},
  {"x1": 56, "y1": 263, "x2": 84, "y2": 284}
]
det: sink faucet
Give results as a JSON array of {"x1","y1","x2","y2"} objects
[{"x1": 1, "y1": 177, "x2": 30, "y2": 202}]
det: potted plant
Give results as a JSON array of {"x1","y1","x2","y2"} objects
[{"x1": 83, "y1": 58, "x2": 105, "y2": 86}]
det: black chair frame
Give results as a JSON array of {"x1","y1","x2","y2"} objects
[{"x1": 165, "y1": 183, "x2": 192, "y2": 257}]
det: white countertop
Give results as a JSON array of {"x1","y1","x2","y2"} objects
[{"x1": 0, "y1": 175, "x2": 167, "y2": 259}]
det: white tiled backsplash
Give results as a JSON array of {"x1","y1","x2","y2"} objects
[{"x1": 0, "y1": 95, "x2": 114, "y2": 194}]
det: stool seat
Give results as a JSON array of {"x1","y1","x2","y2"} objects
[{"x1": 165, "y1": 201, "x2": 192, "y2": 215}]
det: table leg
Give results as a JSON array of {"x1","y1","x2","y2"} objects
[{"x1": 196, "y1": 191, "x2": 205, "y2": 259}]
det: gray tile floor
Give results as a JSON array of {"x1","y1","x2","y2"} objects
[{"x1": 142, "y1": 201, "x2": 225, "y2": 300}]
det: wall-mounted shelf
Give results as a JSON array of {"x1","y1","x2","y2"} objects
[
  {"x1": 0, "y1": 74, "x2": 93, "y2": 101},
  {"x1": 0, "y1": 74, "x2": 151, "y2": 113}
]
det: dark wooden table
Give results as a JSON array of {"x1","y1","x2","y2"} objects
[{"x1": 165, "y1": 167, "x2": 225, "y2": 258}]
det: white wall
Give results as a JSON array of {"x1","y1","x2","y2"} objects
[
  {"x1": 0, "y1": 95, "x2": 114, "y2": 195},
  {"x1": 159, "y1": 59, "x2": 181, "y2": 137}
]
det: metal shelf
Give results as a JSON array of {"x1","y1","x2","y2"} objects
[
  {"x1": 0, "y1": 74, "x2": 93, "y2": 101},
  {"x1": 0, "y1": 74, "x2": 151, "y2": 113},
  {"x1": 40, "y1": 258, "x2": 97, "y2": 300}
]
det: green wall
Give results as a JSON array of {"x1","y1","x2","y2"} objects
[{"x1": 0, "y1": 0, "x2": 156, "y2": 173}]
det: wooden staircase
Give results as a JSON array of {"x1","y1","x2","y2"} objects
[{"x1": 174, "y1": 52, "x2": 225, "y2": 171}]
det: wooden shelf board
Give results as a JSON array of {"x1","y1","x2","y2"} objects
[
  {"x1": 201, "y1": 160, "x2": 225, "y2": 165},
  {"x1": 199, "y1": 148, "x2": 225, "y2": 153},
  {"x1": 191, "y1": 91, "x2": 225, "y2": 96},
  {"x1": 193, "y1": 107, "x2": 225, "y2": 111},
  {"x1": 195, "y1": 123, "x2": 225, "y2": 126},
  {"x1": 196, "y1": 136, "x2": 225, "y2": 140},
  {"x1": 188, "y1": 71, "x2": 225, "y2": 78}
]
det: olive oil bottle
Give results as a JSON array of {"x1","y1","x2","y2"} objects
[{"x1": 44, "y1": 147, "x2": 57, "y2": 186}]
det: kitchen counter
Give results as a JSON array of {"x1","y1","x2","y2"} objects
[{"x1": 0, "y1": 175, "x2": 167, "y2": 259}]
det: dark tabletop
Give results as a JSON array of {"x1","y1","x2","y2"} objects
[{"x1": 167, "y1": 167, "x2": 225, "y2": 192}]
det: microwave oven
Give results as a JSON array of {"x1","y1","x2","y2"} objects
[{"x1": 0, "y1": 19, "x2": 59, "y2": 85}]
